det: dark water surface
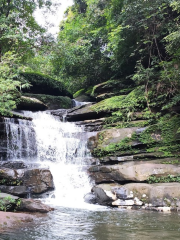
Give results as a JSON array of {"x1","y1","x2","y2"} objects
[{"x1": 1, "y1": 207, "x2": 180, "y2": 240}]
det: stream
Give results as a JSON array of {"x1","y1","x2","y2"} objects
[{"x1": 1, "y1": 111, "x2": 180, "y2": 240}]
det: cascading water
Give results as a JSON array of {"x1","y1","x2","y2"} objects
[
  {"x1": 5, "y1": 118, "x2": 37, "y2": 159},
  {"x1": 4, "y1": 111, "x2": 93, "y2": 208}
]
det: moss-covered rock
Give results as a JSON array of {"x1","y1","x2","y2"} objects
[
  {"x1": 20, "y1": 72, "x2": 72, "y2": 98},
  {"x1": 24, "y1": 94, "x2": 71, "y2": 110},
  {"x1": 73, "y1": 87, "x2": 95, "y2": 102},
  {"x1": 17, "y1": 96, "x2": 48, "y2": 111},
  {"x1": 92, "y1": 79, "x2": 135, "y2": 100}
]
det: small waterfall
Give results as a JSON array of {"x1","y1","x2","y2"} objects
[
  {"x1": 5, "y1": 118, "x2": 37, "y2": 159},
  {"x1": 72, "y1": 99, "x2": 91, "y2": 107},
  {"x1": 5, "y1": 111, "x2": 93, "y2": 208}
]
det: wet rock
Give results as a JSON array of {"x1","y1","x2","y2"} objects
[
  {"x1": 0, "y1": 161, "x2": 26, "y2": 169},
  {"x1": 89, "y1": 160, "x2": 180, "y2": 183},
  {"x1": 22, "y1": 169, "x2": 54, "y2": 194},
  {"x1": 92, "y1": 185, "x2": 115, "y2": 205},
  {"x1": 0, "y1": 167, "x2": 54, "y2": 194},
  {"x1": 18, "y1": 199, "x2": 53, "y2": 213},
  {"x1": 0, "y1": 186, "x2": 27, "y2": 197},
  {"x1": 0, "y1": 212, "x2": 34, "y2": 232},
  {"x1": 84, "y1": 193, "x2": 97, "y2": 204},
  {"x1": 50, "y1": 109, "x2": 68, "y2": 121}
]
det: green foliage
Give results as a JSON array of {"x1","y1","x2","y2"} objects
[
  {"x1": 91, "y1": 86, "x2": 146, "y2": 121},
  {"x1": 73, "y1": 89, "x2": 86, "y2": 98},
  {"x1": 0, "y1": 196, "x2": 21, "y2": 212},
  {"x1": 139, "y1": 115, "x2": 180, "y2": 145},
  {"x1": 162, "y1": 159, "x2": 180, "y2": 164},
  {"x1": 147, "y1": 175, "x2": 180, "y2": 184},
  {"x1": 0, "y1": 52, "x2": 30, "y2": 116}
]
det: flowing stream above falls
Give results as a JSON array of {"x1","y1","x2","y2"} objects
[{"x1": 4, "y1": 111, "x2": 95, "y2": 208}]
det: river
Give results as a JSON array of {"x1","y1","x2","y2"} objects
[{"x1": 1, "y1": 111, "x2": 180, "y2": 240}]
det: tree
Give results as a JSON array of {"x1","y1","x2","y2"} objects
[{"x1": 0, "y1": 0, "x2": 54, "y2": 115}]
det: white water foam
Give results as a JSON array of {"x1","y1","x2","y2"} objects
[{"x1": 22, "y1": 111, "x2": 96, "y2": 209}]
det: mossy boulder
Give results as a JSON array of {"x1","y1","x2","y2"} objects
[
  {"x1": 66, "y1": 103, "x2": 110, "y2": 122},
  {"x1": 24, "y1": 94, "x2": 71, "y2": 110},
  {"x1": 73, "y1": 87, "x2": 95, "y2": 102},
  {"x1": 17, "y1": 96, "x2": 48, "y2": 111},
  {"x1": 92, "y1": 79, "x2": 135, "y2": 100},
  {"x1": 20, "y1": 72, "x2": 72, "y2": 98},
  {"x1": 88, "y1": 127, "x2": 139, "y2": 151}
]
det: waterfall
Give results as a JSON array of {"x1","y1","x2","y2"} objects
[
  {"x1": 5, "y1": 118, "x2": 37, "y2": 159},
  {"x1": 4, "y1": 111, "x2": 93, "y2": 208},
  {"x1": 72, "y1": 99, "x2": 91, "y2": 107}
]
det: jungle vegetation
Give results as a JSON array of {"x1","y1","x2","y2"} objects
[{"x1": 0, "y1": 0, "x2": 180, "y2": 115}]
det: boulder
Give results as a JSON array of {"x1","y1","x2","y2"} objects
[
  {"x1": 0, "y1": 167, "x2": 54, "y2": 194},
  {"x1": 0, "y1": 212, "x2": 34, "y2": 231},
  {"x1": 0, "y1": 186, "x2": 27, "y2": 197},
  {"x1": 66, "y1": 104, "x2": 110, "y2": 122},
  {"x1": 88, "y1": 127, "x2": 139, "y2": 151},
  {"x1": 24, "y1": 94, "x2": 72, "y2": 110},
  {"x1": 20, "y1": 72, "x2": 72, "y2": 98},
  {"x1": 89, "y1": 160, "x2": 180, "y2": 183},
  {"x1": 18, "y1": 199, "x2": 53, "y2": 213},
  {"x1": 17, "y1": 96, "x2": 48, "y2": 111},
  {"x1": 0, "y1": 161, "x2": 26, "y2": 169},
  {"x1": 84, "y1": 193, "x2": 97, "y2": 204},
  {"x1": 50, "y1": 109, "x2": 68, "y2": 121},
  {"x1": 22, "y1": 168, "x2": 54, "y2": 194}
]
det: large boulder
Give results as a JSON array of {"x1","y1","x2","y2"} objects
[
  {"x1": 89, "y1": 160, "x2": 180, "y2": 183},
  {"x1": 17, "y1": 96, "x2": 48, "y2": 111},
  {"x1": 24, "y1": 94, "x2": 72, "y2": 110},
  {"x1": 20, "y1": 72, "x2": 72, "y2": 98},
  {"x1": 0, "y1": 212, "x2": 34, "y2": 230},
  {"x1": 0, "y1": 186, "x2": 27, "y2": 197},
  {"x1": 22, "y1": 168, "x2": 54, "y2": 194},
  {"x1": 18, "y1": 199, "x2": 53, "y2": 213},
  {"x1": 0, "y1": 161, "x2": 26, "y2": 169},
  {"x1": 88, "y1": 127, "x2": 139, "y2": 151},
  {"x1": 0, "y1": 167, "x2": 54, "y2": 194},
  {"x1": 92, "y1": 80, "x2": 134, "y2": 101},
  {"x1": 66, "y1": 103, "x2": 109, "y2": 122}
]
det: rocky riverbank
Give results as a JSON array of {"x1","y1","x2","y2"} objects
[{"x1": 65, "y1": 82, "x2": 180, "y2": 212}]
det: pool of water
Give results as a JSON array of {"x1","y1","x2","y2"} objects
[{"x1": 1, "y1": 207, "x2": 180, "y2": 240}]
